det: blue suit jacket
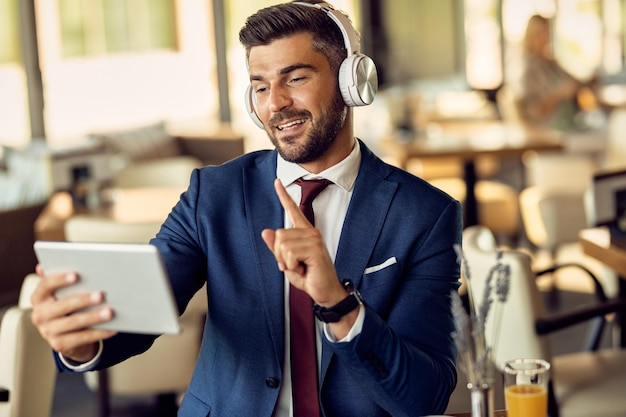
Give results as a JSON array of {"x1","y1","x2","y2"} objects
[{"x1": 65, "y1": 141, "x2": 462, "y2": 417}]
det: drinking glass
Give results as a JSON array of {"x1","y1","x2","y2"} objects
[{"x1": 503, "y1": 358, "x2": 550, "y2": 417}]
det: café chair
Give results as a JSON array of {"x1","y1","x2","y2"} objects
[
  {"x1": 64, "y1": 215, "x2": 163, "y2": 245},
  {"x1": 461, "y1": 225, "x2": 626, "y2": 417},
  {"x1": 0, "y1": 273, "x2": 56, "y2": 417},
  {"x1": 518, "y1": 185, "x2": 618, "y2": 298},
  {"x1": 518, "y1": 152, "x2": 618, "y2": 302},
  {"x1": 605, "y1": 107, "x2": 626, "y2": 170},
  {"x1": 63, "y1": 216, "x2": 207, "y2": 417},
  {"x1": 430, "y1": 176, "x2": 520, "y2": 242},
  {"x1": 92, "y1": 121, "x2": 245, "y2": 189},
  {"x1": 112, "y1": 156, "x2": 201, "y2": 189},
  {"x1": 406, "y1": 157, "x2": 520, "y2": 243}
]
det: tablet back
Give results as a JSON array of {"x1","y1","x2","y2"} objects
[{"x1": 34, "y1": 241, "x2": 181, "y2": 335}]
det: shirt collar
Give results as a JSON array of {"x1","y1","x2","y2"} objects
[{"x1": 276, "y1": 139, "x2": 361, "y2": 191}]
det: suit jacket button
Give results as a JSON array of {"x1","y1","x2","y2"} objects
[{"x1": 266, "y1": 377, "x2": 280, "y2": 389}]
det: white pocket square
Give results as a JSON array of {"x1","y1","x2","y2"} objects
[{"x1": 364, "y1": 257, "x2": 397, "y2": 274}]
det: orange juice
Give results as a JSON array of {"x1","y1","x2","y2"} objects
[{"x1": 505, "y1": 384, "x2": 548, "y2": 417}]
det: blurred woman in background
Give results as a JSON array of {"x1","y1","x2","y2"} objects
[{"x1": 517, "y1": 14, "x2": 600, "y2": 131}]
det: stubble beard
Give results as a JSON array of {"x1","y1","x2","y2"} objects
[{"x1": 267, "y1": 92, "x2": 347, "y2": 164}]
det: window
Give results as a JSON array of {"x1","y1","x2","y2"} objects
[
  {"x1": 465, "y1": 0, "x2": 622, "y2": 89},
  {"x1": 0, "y1": 0, "x2": 30, "y2": 147},
  {"x1": 601, "y1": 0, "x2": 624, "y2": 75},
  {"x1": 58, "y1": 0, "x2": 177, "y2": 58},
  {"x1": 0, "y1": 0, "x2": 19, "y2": 63},
  {"x1": 553, "y1": 0, "x2": 602, "y2": 80},
  {"x1": 36, "y1": 0, "x2": 217, "y2": 145},
  {"x1": 464, "y1": 0, "x2": 503, "y2": 90},
  {"x1": 6, "y1": 0, "x2": 365, "y2": 150}
]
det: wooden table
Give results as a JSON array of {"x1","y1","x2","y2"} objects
[
  {"x1": 35, "y1": 187, "x2": 184, "y2": 241},
  {"x1": 380, "y1": 121, "x2": 563, "y2": 226},
  {"x1": 579, "y1": 227, "x2": 626, "y2": 346}
]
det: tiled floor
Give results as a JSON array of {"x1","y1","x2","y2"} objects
[{"x1": 51, "y1": 290, "x2": 617, "y2": 417}]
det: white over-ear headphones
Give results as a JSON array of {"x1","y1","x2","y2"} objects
[{"x1": 244, "y1": 1, "x2": 378, "y2": 129}]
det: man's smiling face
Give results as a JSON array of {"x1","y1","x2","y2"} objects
[{"x1": 248, "y1": 32, "x2": 348, "y2": 169}]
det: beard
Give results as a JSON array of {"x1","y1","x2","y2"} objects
[{"x1": 266, "y1": 91, "x2": 347, "y2": 164}]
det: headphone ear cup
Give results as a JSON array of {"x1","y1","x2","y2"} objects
[
  {"x1": 244, "y1": 84, "x2": 264, "y2": 129},
  {"x1": 338, "y1": 54, "x2": 378, "y2": 107}
]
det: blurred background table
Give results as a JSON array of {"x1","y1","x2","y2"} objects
[{"x1": 380, "y1": 121, "x2": 563, "y2": 226}]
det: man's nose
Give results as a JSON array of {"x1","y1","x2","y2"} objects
[{"x1": 268, "y1": 85, "x2": 293, "y2": 112}]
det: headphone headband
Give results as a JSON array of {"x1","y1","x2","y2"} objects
[{"x1": 291, "y1": 2, "x2": 361, "y2": 56}]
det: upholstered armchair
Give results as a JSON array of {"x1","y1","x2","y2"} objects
[
  {"x1": 0, "y1": 274, "x2": 56, "y2": 417},
  {"x1": 90, "y1": 122, "x2": 244, "y2": 189}
]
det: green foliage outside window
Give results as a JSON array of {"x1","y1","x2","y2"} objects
[
  {"x1": 58, "y1": 0, "x2": 176, "y2": 58},
  {"x1": 0, "y1": 0, "x2": 19, "y2": 64}
]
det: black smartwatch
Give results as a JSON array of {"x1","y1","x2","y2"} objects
[{"x1": 313, "y1": 280, "x2": 363, "y2": 323}]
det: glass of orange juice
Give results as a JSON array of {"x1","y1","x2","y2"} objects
[{"x1": 503, "y1": 358, "x2": 550, "y2": 417}]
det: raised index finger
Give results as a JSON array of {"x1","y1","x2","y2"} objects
[{"x1": 273, "y1": 178, "x2": 312, "y2": 228}]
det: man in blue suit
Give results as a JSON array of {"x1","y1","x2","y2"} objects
[{"x1": 31, "y1": 1, "x2": 462, "y2": 416}]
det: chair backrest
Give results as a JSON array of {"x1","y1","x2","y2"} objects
[
  {"x1": 461, "y1": 226, "x2": 552, "y2": 370},
  {"x1": 0, "y1": 274, "x2": 56, "y2": 417},
  {"x1": 522, "y1": 151, "x2": 596, "y2": 190},
  {"x1": 64, "y1": 215, "x2": 162, "y2": 244},
  {"x1": 18, "y1": 273, "x2": 41, "y2": 309},
  {"x1": 113, "y1": 156, "x2": 201, "y2": 188},
  {"x1": 519, "y1": 186, "x2": 589, "y2": 249},
  {"x1": 606, "y1": 107, "x2": 626, "y2": 170}
]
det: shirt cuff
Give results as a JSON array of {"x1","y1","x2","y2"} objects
[
  {"x1": 58, "y1": 339, "x2": 103, "y2": 372},
  {"x1": 323, "y1": 304, "x2": 365, "y2": 343}
]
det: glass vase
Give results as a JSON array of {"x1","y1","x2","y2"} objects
[{"x1": 468, "y1": 383, "x2": 494, "y2": 417}]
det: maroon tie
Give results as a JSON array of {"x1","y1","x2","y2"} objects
[{"x1": 290, "y1": 178, "x2": 330, "y2": 417}]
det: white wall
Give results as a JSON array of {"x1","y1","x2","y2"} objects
[{"x1": 0, "y1": 65, "x2": 31, "y2": 148}]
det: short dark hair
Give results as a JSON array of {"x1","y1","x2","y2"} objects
[{"x1": 238, "y1": 1, "x2": 353, "y2": 75}]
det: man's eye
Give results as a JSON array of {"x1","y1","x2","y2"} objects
[
  {"x1": 289, "y1": 76, "x2": 305, "y2": 84},
  {"x1": 255, "y1": 86, "x2": 267, "y2": 94}
]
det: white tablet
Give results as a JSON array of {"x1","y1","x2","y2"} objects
[{"x1": 33, "y1": 240, "x2": 181, "y2": 335}]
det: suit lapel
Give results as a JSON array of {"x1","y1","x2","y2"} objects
[
  {"x1": 243, "y1": 152, "x2": 286, "y2": 368},
  {"x1": 334, "y1": 154, "x2": 397, "y2": 290},
  {"x1": 320, "y1": 143, "x2": 398, "y2": 377}
]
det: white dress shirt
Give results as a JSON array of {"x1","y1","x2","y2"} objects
[{"x1": 274, "y1": 140, "x2": 365, "y2": 417}]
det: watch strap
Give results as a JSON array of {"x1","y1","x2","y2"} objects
[{"x1": 313, "y1": 280, "x2": 361, "y2": 323}]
